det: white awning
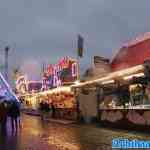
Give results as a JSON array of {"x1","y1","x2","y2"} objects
[{"x1": 72, "y1": 64, "x2": 144, "y2": 88}]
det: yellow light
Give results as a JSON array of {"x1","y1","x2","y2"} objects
[
  {"x1": 123, "y1": 73, "x2": 144, "y2": 80},
  {"x1": 74, "y1": 80, "x2": 80, "y2": 85}
]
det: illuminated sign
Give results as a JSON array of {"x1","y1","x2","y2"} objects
[
  {"x1": 42, "y1": 57, "x2": 78, "y2": 89},
  {"x1": 16, "y1": 76, "x2": 27, "y2": 94},
  {"x1": 16, "y1": 76, "x2": 42, "y2": 94}
]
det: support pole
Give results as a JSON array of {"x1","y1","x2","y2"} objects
[
  {"x1": 77, "y1": 55, "x2": 80, "y2": 81},
  {"x1": 96, "y1": 85, "x2": 103, "y2": 120},
  {"x1": 4, "y1": 46, "x2": 9, "y2": 82}
]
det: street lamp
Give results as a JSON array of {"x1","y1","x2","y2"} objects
[{"x1": 4, "y1": 46, "x2": 10, "y2": 82}]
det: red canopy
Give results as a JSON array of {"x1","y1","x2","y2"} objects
[{"x1": 111, "y1": 33, "x2": 150, "y2": 71}]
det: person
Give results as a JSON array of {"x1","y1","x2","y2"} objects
[
  {"x1": 0, "y1": 102, "x2": 8, "y2": 134},
  {"x1": 9, "y1": 101, "x2": 20, "y2": 131},
  {"x1": 39, "y1": 101, "x2": 45, "y2": 120},
  {"x1": 51, "y1": 103, "x2": 56, "y2": 118},
  {"x1": 44, "y1": 102, "x2": 50, "y2": 120}
]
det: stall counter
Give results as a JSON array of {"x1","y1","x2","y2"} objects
[{"x1": 99, "y1": 108, "x2": 150, "y2": 131}]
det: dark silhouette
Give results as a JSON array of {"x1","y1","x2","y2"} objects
[
  {"x1": 44, "y1": 102, "x2": 50, "y2": 112},
  {"x1": 9, "y1": 101, "x2": 20, "y2": 131},
  {"x1": 39, "y1": 101, "x2": 45, "y2": 120},
  {"x1": 39, "y1": 101, "x2": 50, "y2": 120},
  {"x1": 0, "y1": 101, "x2": 8, "y2": 134},
  {"x1": 51, "y1": 103, "x2": 56, "y2": 118}
]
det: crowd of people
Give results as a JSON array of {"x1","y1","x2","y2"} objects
[{"x1": 0, "y1": 100, "x2": 20, "y2": 134}]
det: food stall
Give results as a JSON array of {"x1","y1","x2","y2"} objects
[
  {"x1": 37, "y1": 56, "x2": 78, "y2": 120},
  {"x1": 16, "y1": 57, "x2": 78, "y2": 120},
  {"x1": 39, "y1": 86, "x2": 77, "y2": 120},
  {"x1": 72, "y1": 62, "x2": 150, "y2": 130},
  {"x1": 19, "y1": 86, "x2": 77, "y2": 120}
]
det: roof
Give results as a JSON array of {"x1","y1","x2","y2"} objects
[
  {"x1": 124, "y1": 32, "x2": 150, "y2": 47},
  {"x1": 111, "y1": 32, "x2": 150, "y2": 71}
]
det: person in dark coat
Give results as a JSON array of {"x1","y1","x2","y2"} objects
[
  {"x1": 0, "y1": 102, "x2": 8, "y2": 134},
  {"x1": 39, "y1": 101, "x2": 45, "y2": 120},
  {"x1": 9, "y1": 101, "x2": 20, "y2": 131},
  {"x1": 51, "y1": 103, "x2": 56, "y2": 118}
]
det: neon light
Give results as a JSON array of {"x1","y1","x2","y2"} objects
[
  {"x1": 16, "y1": 75, "x2": 26, "y2": 85},
  {"x1": 16, "y1": 76, "x2": 27, "y2": 91},
  {"x1": 0, "y1": 72, "x2": 19, "y2": 101},
  {"x1": 72, "y1": 63, "x2": 77, "y2": 77},
  {"x1": 42, "y1": 57, "x2": 77, "y2": 90}
]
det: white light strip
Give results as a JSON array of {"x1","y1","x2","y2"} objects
[
  {"x1": 71, "y1": 64, "x2": 144, "y2": 88},
  {"x1": 74, "y1": 80, "x2": 80, "y2": 85},
  {"x1": 39, "y1": 86, "x2": 71, "y2": 95},
  {"x1": 101, "y1": 80, "x2": 115, "y2": 85},
  {"x1": 123, "y1": 73, "x2": 145, "y2": 80},
  {"x1": 18, "y1": 86, "x2": 72, "y2": 97}
]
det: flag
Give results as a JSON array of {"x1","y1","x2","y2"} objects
[{"x1": 77, "y1": 34, "x2": 84, "y2": 57}]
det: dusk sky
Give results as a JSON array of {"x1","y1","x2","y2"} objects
[{"x1": 0, "y1": 0, "x2": 150, "y2": 80}]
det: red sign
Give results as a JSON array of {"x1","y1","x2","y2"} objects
[{"x1": 43, "y1": 57, "x2": 77, "y2": 89}]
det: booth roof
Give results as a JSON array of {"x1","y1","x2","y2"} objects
[
  {"x1": 124, "y1": 32, "x2": 150, "y2": 47},
  {"x1": 71, "y1": 65, "x2": 144, "y2": 88},
  {"x1": 111, "y1": 32, "x2": 150, "y2": 71}
]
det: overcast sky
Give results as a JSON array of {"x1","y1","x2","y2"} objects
[{"x1": 0, "y1": 0, "x2": 150, "y2": 80}]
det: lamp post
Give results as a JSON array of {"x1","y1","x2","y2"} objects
[
  {"x1": 96, "y1": 84, "x2": 103, "y2": 120},
  {"x1": 4, "y1": 46, "x2": 10, "y2": 82}
]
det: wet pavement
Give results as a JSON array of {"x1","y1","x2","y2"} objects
[{"x1": 0, "y1": 114, "x2": 150, "y2": 150}]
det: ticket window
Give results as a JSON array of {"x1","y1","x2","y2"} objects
[{"x1": 129, "y1": 84, "x2": 144, "y2": 106}]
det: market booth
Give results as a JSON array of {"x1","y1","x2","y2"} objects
[
  {"x1": 98, "y1": 64, "x2": 150, "y2": 131},
  {"x1": 19, "y1": 86, "x2": 77, "y2": 120},
  {"x1": 39, "y1": 86, "x2": 77, "y2": 120},
  {"x1": 17, "y1": 57, "x2": 78, "y2": 120},
  {"x1": 38, "y1": 57, "x2": 78, "y2": 120},
  {"x1": 72, "y1": 32, "x2": 150, "y2": 130},
  {"x1": 72, "y1": 63, "x2": 150, "y2": 130}
]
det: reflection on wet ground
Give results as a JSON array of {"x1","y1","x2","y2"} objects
[{"x1": 0, "y1": 114, "x2": 150, "y2": 150}]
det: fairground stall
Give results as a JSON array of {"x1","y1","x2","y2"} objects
[
  {"x1": 98, "y1": 63, "x2": 150, "y2": 131},
  {"x1": 41, "y1": 57, "x2": 78, "y2": 120},
  {"x1": 17, "y1": 57, "x2": 78, "y2": 120},
  {"x1": 38, "y1": 86, "x2": 77, "y2": 120},
  {"x1": 72, "y1": 33, "x2": 150, "y2": 130},
  {"x1": 72, "y1": 62, "x2": 150, "y2": 130}
]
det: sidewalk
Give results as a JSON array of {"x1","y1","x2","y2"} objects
[
  {"x1": 21, "y1": 108, "x2": 41, "y2": 116},
  {"x1": 22, "y1": 108, "x2": 77, "y2": 125},
  {"x1": 45, "y1": 118, "x2": 76, "y2": 124}
]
